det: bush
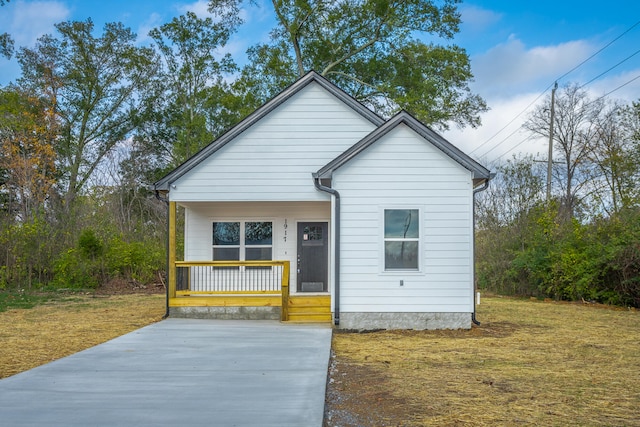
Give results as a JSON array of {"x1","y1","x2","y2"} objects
[
  {"x1": 477, "y1": 205, "x2": 640, "y2": 307},
  {"x1": 105, "y1": 236, "x2": 164, "y2": 284},
  {"x1": 52, "y1": 248, "x2": 99, "y2": 289},
  {"x1": 78, "y1": 229, "x2": 104, "y2": 259}
]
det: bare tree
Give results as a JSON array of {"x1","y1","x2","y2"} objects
[
  {"x1": 524, "y1": 84, "x2": 603, "y2": 220},
  {"x1": 586, "y1": 102, "x2": 640, "y2": 214}
]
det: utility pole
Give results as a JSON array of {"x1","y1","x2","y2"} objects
[{"x1": 546, "y1": 82, "x2": 558, "y2": 201}]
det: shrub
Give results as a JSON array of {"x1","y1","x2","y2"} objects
[
  {"x1": 52, "y1": 248, "x2": 99, "y2": 289},
  {"x1": 78, "y1": 229, "x2": 104, "y2": 259},
  {"x1": 105, "y1": 236, "x2": 164, "y2": 283}
]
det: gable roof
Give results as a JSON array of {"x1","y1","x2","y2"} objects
[
  {"x1": 315, "y1": 110, "x2": 491, "y2": 185},
  {"x1": 154, "y1": 71, "x2": 385, "y2": 191}
]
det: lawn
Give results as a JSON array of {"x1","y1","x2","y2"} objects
[
  {"x1": 0, "y1": 291, "x2": 638, "y2": 426},
  {"x1": 325, "y1": 296, "x2": 640, "y2": 426},
  {"x1": 0, "y1": 292, "x2": 165, "y2": 379}
]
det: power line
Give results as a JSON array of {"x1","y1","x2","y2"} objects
[
  {"x1": 489, "y1": 72, "x2": 640, "y2": 162},
  {"x1": 476, "y1": 122, "x2": 526, "y2": 158},
  {"x1": 492, "y1": 134, "x2": 537, "y2": 160},
  {"x1": 471, "y1": 19, "x2": 640, "y2": 156},
  {"x1": 579, "y1": 47, "x2": 640, "y2": 89},
  {"x1": 556, "y1": 20, "x2": 640, "y2": 83},
  {"x1": 469, "y1": 89, "x2": 549, "y2": 155},
  {"x1": 594, "y1": 73, "x2": 640, "y2": 101}
]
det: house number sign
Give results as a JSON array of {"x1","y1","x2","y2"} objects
[{"x1": 283, "y1": 219, "x2": 288, "y2": 242}]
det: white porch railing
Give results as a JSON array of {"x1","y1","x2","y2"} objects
[
  {"x1": 175, "y1": 261, "x2": 284, "y2": 293},
  {"x1": 169, "y1": 260, "x2": 291, "y2": 320}
]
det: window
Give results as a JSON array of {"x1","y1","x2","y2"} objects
[
  {"x1": 212, "y1": 221, "x2": 273, "y2": 262},
  {"x1": 213, "y1": 222, "x2": 240, "y2": 261},
  {"x1": 244, "y1": 221, "x2": 272, "y2": 261},
  {"x1": 302, "y1": 225, "x2": 323, "y2": 241},
  {"x1": 384, "y1": 209, "x2": 419, "y2": 270}
]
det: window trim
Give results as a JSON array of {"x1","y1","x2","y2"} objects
[{"x1": 381, "y1": 207, "x2": 422, "y2": 273}]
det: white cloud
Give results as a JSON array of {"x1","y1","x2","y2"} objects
[
  {"x1": 586, "y1": 68, "x2": 640, "y2": 103},
  {"x1": 1, "y1": 0, "x2": 70, "y2": 47},
  {"x1": 447, "y1": 67, "x2": 640, "y2": 166},
  {"x1": 445, "y1": 91, "x2": 547, "y2": 163},
  {"x1": 459, "y1": 4, "x2": 502, "y2": 33},
  {"x1": 0, "y1": 0, "x2": 70, "y2": 84},
  {"x1": 472, "y1": 36, "x2": 594, "y2": 98},
  {"x1": 178, "y1": 0, "x2": 212, "y2": 17},
  {"x1": 135, "y1": 12, "x2": 163, "y2": 45},
  {"x1": 243, "y1": 0, "x2": 272, "y2": 25}
]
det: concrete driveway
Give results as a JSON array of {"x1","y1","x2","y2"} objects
[{"x1": 0, "y1": 319, "x2": 332, "y2": 426}]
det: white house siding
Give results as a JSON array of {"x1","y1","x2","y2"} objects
[
  {"x1": 334, "y1": 124, "x2": 475, "y2": 316},
  {"x1": 180, "y1": 201, "x2": 331, "y2": 294},
  {"x1": 169, "y1": 82, "x2": 377, "y2": 203}
]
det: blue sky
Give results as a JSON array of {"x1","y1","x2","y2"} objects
[{"x1": 1, "y1": 0, "x2": 639, "y2": 161}]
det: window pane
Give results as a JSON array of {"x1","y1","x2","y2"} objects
[
  {"x1": 213, "y1": 247, "x2": 239, "y2": 261},
  {"x1": 302, "y1": 226, "x2": 323, "y2": 241},
  {"x1": 213, "y1": 222, "x2": 240, "y2": 245},
  {"x1": 384, "y1": 210, "x2": 419, "y2": 238},
  {"x1": 385, "y1": 241, "x2": 418, "y2": 270},
  {"x1": 245, "y1": 222, "x2": 272, "y2": 245},
  {"x1": 246, "y1": 247, "x2": 272, "y2": 261}
]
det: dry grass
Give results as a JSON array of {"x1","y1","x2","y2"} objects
[
  {"x1": 3, "y1": 292, "x2": 639, "y2": 426},
  {"x1": 327, "y1": 296, "x2": 640, "y2": 426},
  {"x1": 0, "y1": 294, "x2": 165, "y2": 379}
]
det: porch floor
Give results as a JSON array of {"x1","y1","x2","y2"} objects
[{"x1": 169, "y1": 294, "x2": 332, "y2": 323}]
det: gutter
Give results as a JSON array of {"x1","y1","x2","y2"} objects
[
  {"x1": 471, "y1": 176, "x2": 493, "y2": 326},
  {"x1": 154, "y1": 189, "x2": 171, "y2": 320},
  {"x1": 312, "y1": 173, "x2": 341, "y2": 326}
]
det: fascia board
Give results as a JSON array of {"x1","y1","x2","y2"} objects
[{"x1": 317, "y1": 110, "x2": 491, "y2": 180}]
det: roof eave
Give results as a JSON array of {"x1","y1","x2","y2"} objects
[{"x1": 317, "y1": 110, "x2": 492, "y2": 180}]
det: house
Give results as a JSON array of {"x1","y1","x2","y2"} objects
[{"x1": 153, "y1": 71, "x2": 492, "y2": 330}]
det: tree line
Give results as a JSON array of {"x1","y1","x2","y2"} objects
[
  {"x1": 476, "y1": 85, "x2": 640, "y2": 307},
  {"x1": 1, "y1": 1, "x2": 486, "y2": 290},
  {"x1": 2, "y1": 1, "x2": 639, "y2": 307}
]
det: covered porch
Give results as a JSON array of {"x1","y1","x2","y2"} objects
[{"x1": 165, "y1": 201, "x2": 332, "y2": 322}]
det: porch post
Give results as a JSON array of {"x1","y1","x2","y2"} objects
[{"x1": 168, "y1": 201, "x2": 177, "y2": 299}]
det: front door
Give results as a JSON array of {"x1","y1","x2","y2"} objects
[{"x1": 297, "y1": 222, "x2": 328, "y2": 292}]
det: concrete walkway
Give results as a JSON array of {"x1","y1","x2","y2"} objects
[{"x1": 0, "y1": 319, "x2": 333, "y2": 426}]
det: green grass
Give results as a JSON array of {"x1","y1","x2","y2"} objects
[{"x1": 0, "y1": 289, "x2": 85, "y2": 312}]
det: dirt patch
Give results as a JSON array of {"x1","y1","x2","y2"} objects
[
  {"x1": 324, "y1": 349, "x2": 414, "y2": 426},
  {"x1": 94, "y1": 278, "x2": 165, "y2": 295}
]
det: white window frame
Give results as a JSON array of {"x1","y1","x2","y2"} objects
[
  {"x1": 381, "y1": 207, "x2": 422, "y2": 273},
  {"x1": 212, "y1": 220, "x2": 273, "y2": 262}
]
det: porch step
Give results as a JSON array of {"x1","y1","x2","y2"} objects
[
  {"x1": 286, "y1": 295, "x2": 332, "y2": 323},
  {"x1": 170, "y1": 295, "x2": 280, "y2": 307}
]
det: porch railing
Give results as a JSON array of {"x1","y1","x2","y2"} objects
[{"x1": 169, "y1": 260, "x2": 291, "y2": 320}]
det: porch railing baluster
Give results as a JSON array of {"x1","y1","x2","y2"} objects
[{"x1": 174, "y1": 261, "x2": 288, "y2": 295}]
